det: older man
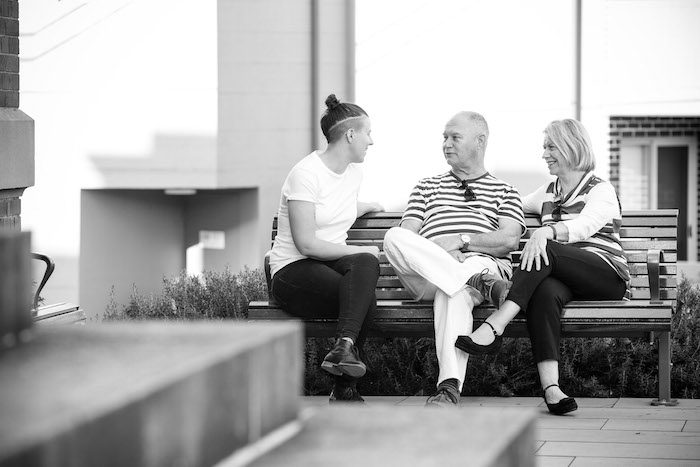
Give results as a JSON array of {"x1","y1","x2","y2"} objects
[{"x1": 383, "y1": 111, "x2": 525, "y2": 407}]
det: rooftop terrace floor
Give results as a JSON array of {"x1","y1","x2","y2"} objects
[{"x1": 303, "y1": 396, "x2": 700, "y2": 466}]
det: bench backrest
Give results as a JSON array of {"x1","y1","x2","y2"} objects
[{"x1": 269, "y1": 210, "x2": 678, "y2": 307}]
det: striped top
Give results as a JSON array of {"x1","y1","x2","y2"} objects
[
  {"x1": 530, "y1": 172, "x2": 631, "y2": 292},
  {"x1": 403, "y1": 171, "x2": 525, "y2": 277}
]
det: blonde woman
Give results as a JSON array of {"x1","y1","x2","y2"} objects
[{"x1": 457, "y1": 119, "x2": 630, "y2": 415}]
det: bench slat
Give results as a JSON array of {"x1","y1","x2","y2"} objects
[
  {"x1": 271, "y1": 211, "x2": 679, "y2": 230},
  {"x1": 344, "y1": 227, "x2": 680, "y2": 241},
  {"x1": 376, "y1": 276, "x2": 675, "y2": 288},
  {"x1": 371, "y1": 289, "x2": 677, "y2": 301}
]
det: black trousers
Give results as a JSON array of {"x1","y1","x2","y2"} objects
[
  {"x1": 507, "y1": 241, "x2": 626, "y2": 362},
  {"x1": 271, "y1": 253, "x2": 380, "y2": 347}
]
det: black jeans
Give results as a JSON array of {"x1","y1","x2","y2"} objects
[
  {"x1": 507, "y1": 241, "x2": 627, "y2": 362},
  {"x1": 271, "y1": 253, "x2": 380, "y2": 347}
]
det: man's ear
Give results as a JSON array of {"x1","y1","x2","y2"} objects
[{"x1": 476, "y1": 133, "x2": 486, "y2": 149}]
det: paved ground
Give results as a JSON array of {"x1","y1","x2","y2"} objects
[{"x1": 303, "y1": 396, "x2": 700, "y2": 466}]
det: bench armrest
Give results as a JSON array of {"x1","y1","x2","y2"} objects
[
  {"x1": 263, "y1": 251, "x2": 274, "y2": 301},
  {"x1": 647, "y1": 249, "x2": 663, "y2": 304},
  {"x1": 31, "y1": 252, "x2": 55, "y2": 314}
]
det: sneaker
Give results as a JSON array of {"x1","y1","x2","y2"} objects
[
  {"x1": 321, "y1": 338, "x2": 367, "y2": 378},
  {"x1": 467, "y1": 269, "x2": 511, "y2": 308},
  {"x1": 425, "y1": 387, "x2": 460, "y2": 408},
  {"x1": 329, "y1": 385, "x2": 366, "y2": 404}
]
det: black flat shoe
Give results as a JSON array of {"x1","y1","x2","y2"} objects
[
  {"x1": 454, "y1": 321, "x2": 503, "y2": 355},
  {"x1": 543, "y1": 384, "x2": 578, "y2": 415}
]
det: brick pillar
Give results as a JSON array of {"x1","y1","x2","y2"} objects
[
  {"x1": 0, "y1": 0, "x2": 19, "y2": 108},
  {"x1": 0, "y1": 0, "x2": 33, "y2": 233}
]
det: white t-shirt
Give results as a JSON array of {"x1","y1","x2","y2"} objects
[{"x1": 269, "y1": 151, "x2": 362, "y2": 276}]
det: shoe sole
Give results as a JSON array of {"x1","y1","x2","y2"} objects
[{"x1": 321, "y1": 361, "x2": 367, "y2": 378}]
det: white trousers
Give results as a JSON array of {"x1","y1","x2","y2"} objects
[{"x1": 383, "y1": 226, "x2": 503, "y2": 391}]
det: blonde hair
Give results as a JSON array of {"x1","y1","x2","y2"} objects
[{"x1": 544, "y1": 119, "x2": 595, "y2": 172}]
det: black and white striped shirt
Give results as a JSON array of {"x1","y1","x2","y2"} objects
[
  {"x1": 537, "y1": 173, "x2": 631, "y2": 292},
  {"x1": 403, "y1": 171, "x2": 525, "y2": 274}
]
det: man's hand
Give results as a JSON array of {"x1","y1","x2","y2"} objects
[
  {"x1": 432, "y1": 234, "x2": 461, "y2": 252},
  {"x1": 448, "y1": 249, "x2": 467, "y2": 262}
]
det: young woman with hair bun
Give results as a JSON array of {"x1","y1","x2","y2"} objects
[{"x1": 269, "y1": 94, "x2": 384, "y2": 403}]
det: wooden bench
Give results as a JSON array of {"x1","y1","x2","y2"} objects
[{"x1": 249, "y1": 210, "x2": 679, "y2": 405}]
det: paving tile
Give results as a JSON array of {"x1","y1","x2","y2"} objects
[
  {"x1": 538, "y1": 441, "x2": 700, "y2": 460},
  {"x1": 615, "y1": 398, "x2": 700, "y2": 409},
  {"x1": 302, "y1": 396, "x2": 330, "y2": 408},
  {"x1": 396, "y1": 396, "x2": 428, "y2": 406},
  {"x1": 574, "y1": 398, "x2": 618, "y2": 408},
  {"x1": 536, "y1": 456, "x2": 575, "y2": 467},
  {"x1": 363, "y1": 395, "x2": 409, "y2": 405},
  {"x1": 537, "y1": 428, "x2": 700, "y2": 445},
  {"x1": 537, "y1": 417, "x2": 607, "y2": 430},
  {"x1": 683, "y1": 421, "x2": 700, "y2": 432},
  {"x1": 571, "y1": 457, "x2": 700, "y2": 466},
  {"x1": 462, "y1": 396, "x2": 543, "y2": 407},
  {"x1": 569, "y1": 407, "x2": 700, "y2": 421},
  {"x1": 602, "y1": 418, "x2": 686, "y2": 432}
]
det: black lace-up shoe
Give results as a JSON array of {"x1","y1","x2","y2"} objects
[
  {"x1": 329, "y1": 385, "x2": 366, "y2": 404},
  {"x1": 467, "y1": 269, "x2": 512, "y2": 308},
  {"x1": 321, "y1": 338, "x2": 367, "y2": 378}
]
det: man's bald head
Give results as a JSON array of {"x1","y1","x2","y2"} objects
[
  {"x1": 442, "y1": 111, "x2": 490, "y2": 174},
  {"x1": 449, "y1": 111, "x2": 489, "y2": 144}
]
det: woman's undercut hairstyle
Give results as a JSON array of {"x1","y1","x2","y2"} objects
[
  {"x1": 545, "y1": 119, "x2": 596, "y2": 172},
  {"x1": 321, "y1": 94, "x2": 368, "y2": 143}
]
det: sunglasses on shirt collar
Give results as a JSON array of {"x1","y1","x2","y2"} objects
[
  {"x1": 551, "y1": 199, "x2": 563, "y2": 221},
  {"x1": 459, "y1": 180, "x2": 477, "y2": 202},
  {"x1": 450, "y1": 172, "x2": 476, "y2": 201}
]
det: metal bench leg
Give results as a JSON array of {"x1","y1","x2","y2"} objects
[{"x1": 651, "y1": 331, "x2": 678, "y2": 406}]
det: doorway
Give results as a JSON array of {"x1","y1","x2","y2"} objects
[{"x1": 618, "y1": 138, "x2": 697, "y2": 261}]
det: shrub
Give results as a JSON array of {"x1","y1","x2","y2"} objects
[
  {"x1": 104, "y1": 267, "x2": 267, "y2": 321},
  {"x1": 106, "y1": 268, "x2": 699, "y2": 398}
]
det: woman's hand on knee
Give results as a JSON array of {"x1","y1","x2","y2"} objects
[{"x1": 521, "y1": 228, "x2": 551, "y2": 271}]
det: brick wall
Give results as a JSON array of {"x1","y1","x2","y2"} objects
[
  {"x1": 0, "y1": 0, "x2": 18, "y2": 108},
  {"x1": 0, "y1": 0, "x2": 20, "y2": 232},
  {"x1": 609, "y1": 116, "x2": 700, "y2": 261}
]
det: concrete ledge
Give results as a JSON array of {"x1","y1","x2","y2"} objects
[
  {"x1": 247, "y1": 405, "x2": 537, "y2": 467},
  {"x1": 0, "y1": 321, "x2": 302, "y2": 466},
  {"x1": 0, "y1": 108, "x2": 34, "y2": 190}
]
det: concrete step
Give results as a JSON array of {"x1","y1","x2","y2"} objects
[
  {"x1": 0, "y1": 321, "x2": 302, "y2": 467},
  {"x1": 233, "y1": 405, "x2": 536, "y2": 467}
]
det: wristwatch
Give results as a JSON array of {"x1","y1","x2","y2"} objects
[{"x1": 460, "y1": 234, "x2": 471, "y2": 252}]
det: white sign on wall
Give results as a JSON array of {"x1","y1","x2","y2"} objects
[{"x1": 199, "y1": 230, "x2": 225, "y2": 250}]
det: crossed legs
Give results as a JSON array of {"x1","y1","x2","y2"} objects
[
  {"x1": 383, "y1": 226, "x2": 505, "y2": 391},
  {"x1": 464, "y1": 241, "x2": 626, "y2": 405}
]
